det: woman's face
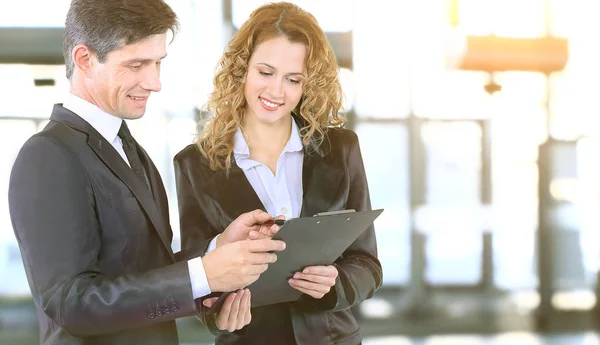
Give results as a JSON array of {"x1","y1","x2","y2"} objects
[{"x1": 243, "y1": 36, "x2": 306, "y2": 126}]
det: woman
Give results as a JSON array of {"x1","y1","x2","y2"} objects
[{"x1": 174, "y1": 2, "x2": 382, "y2": 344}]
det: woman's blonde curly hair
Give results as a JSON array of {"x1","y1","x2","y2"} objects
[{"x1": 196, "y1": 1, "x2": 346, "y2": 172}]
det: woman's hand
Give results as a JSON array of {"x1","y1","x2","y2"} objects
[{"x1": 288, "y1": 265, "x2": 338, "y2": 299}]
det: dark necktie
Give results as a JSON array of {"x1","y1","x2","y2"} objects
[{"x1": 118, "y1": 121, "x2": 149, "y2": 190}]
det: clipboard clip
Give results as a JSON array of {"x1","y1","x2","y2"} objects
[{"x1": 313, "y1": 209, "x2": 356, "y2": 217}]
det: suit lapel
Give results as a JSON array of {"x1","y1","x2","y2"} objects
[
  {"x1": 138, "y1": 146, "x2": 172, "y2": 237},
  {"x1": 300, "y1": 134, "x2": 345, "y2": 217},
  {"x1": 50, "y1": 105, "x2": 176, "y2": 262},
  {"x1": 203, "y1": 163, "x2": 266, "y2": 221}
]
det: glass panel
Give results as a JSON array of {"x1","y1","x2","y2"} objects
[
  {"x1": 353, "y1": 1, "x2": 411, "y2": 119},
  {"x1": 490, "y1": 82, "x2": 543, "y2": 289},
  {"x1": 492, "y1": 164, "x2": 538, "y2": 289},
  {"x1": 412, "y1": 71, "x2": 491, "y2": 119},
  {"x1": 416, "y1": 121, "x2": 483, "y2": 284},
  {"x1": 576, "y1": 138, "x2": 600, "y2": 286},
  {"x1": 0, "y1": 120, "x2": 38, "y2": 296},
  {"x1": 355, "y1": 123, "x2": 410, "y2": 285}
]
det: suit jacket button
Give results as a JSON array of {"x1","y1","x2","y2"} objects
[
  {"x1": 147, "y1": 312, "x2": 156, "y2": 319},
  {"x1": 170, "y1": 297, "x2": 180, "y2": 312}
]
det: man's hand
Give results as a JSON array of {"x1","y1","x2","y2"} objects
[
  {"x1": 288, "y1": 265, "x2": 338, "y2": 299},
  {"x1": 217, "y1": 210, "x2": 282, "y2": 247},
  {"x1": 248, "y1": 214, "x2": 285, "y2": 240},
  {"x1": 203, "y1": 289, "x2": 251, "y2": 332},
  {"x1": 203, "y1": 238, "x2": 286, "y2": 292}
]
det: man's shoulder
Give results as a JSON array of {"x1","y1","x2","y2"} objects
[
  {"x1": 36, "y1": 119, "x2": 86, "y2": 144},
  {"x1": 15, "y1": 121, "x2": 88, "y2": 165}
]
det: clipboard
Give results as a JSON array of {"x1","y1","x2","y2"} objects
[{"x1": 205, "y1": 208, "x2": 383, "y2": 314}]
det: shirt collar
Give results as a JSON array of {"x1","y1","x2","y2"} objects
[
  {"x1": 233, "y1": 118, "x2": 304, "y2": 170},
  {"x1": 286, "y1": 119, "x2": 303, "y2": 153},
  {"x1": 62, "y1": 92, "x2": 123, "y2": 144}
]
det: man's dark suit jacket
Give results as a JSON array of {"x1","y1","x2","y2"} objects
[
  {"x1": 9, "y1": 104, "x2": 200, "y2": 345},
  {"x1": 174, "y1": 125, "x2": 382, "y2": 345}
]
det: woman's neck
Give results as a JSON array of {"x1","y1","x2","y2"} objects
[{"x1": 241, "y1": 115, "x2": 292, "y2": 153}]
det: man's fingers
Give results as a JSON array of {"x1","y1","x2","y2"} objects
[
  {"x1": 243, "y1": 289, "x2": 252, "y2": 325},
  {"x1": 246, "y1": 263, "x2": 268, "y2": 275},
  {"x1": 237, "y1": 289, "x2": 251, "y2": 330},
  {"x1": 248, "y1": 230, "x2": 261, "y2": 240},
  {"x1": 245, "y1": 238, "x2": 286, "y2": 252},
  {"x1": 243, "y1": 209, "x2": 273, "y2": 225},
  {"x1": 246, "y1": 252, "x2": 278, "y2": 265},
  {"x1": 226, "y1": 290, "x2": 243, "y2": 332},
  {"x1": 216, "y1": 292, "x2": 237, "y2": 329}
]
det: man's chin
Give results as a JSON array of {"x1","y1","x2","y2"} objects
[{"x1": 120, "y1": 109, "x2": 146, "y2": 120}]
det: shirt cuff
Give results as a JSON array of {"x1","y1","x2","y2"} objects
[
  {"x1": 188, "y1": 256, "x2": 211, "y2": 299},
  {"x1": 206, "y1": 234, "x2": 219, "y2": 253}
]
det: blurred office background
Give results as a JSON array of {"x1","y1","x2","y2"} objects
[{"x1": 2, "y1": 0, "x2": 600, "y2": 344}]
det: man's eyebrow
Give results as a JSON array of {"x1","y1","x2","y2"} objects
[{"x1": 122, "y1": 54, "x2": 168, "y2": 65}]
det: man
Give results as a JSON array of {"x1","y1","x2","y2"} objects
[{"x1": 8, "y1": 1, "x2": 285, "y2": 344}]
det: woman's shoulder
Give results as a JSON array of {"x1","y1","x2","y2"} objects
[
  {"x1": 173, "y1": 143, "x2": 211, "y2": 170},
  {"x1": 324, "y1": 127, "x2": 359, "y2": 152}
]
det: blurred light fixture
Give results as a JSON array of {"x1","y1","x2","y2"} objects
[{"x1": 447, "y1": 35, "x2": 568, "y2": 74}]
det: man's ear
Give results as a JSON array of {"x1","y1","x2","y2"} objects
[{"x1": 72, "y1": 44, "x2": 94, "y2": 77}]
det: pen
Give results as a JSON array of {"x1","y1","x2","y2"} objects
[{"x1": 265, "y1": 219, "x2": 286, "y2": 226}]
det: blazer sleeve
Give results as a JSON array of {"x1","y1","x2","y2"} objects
[
  {"x1": 173, "y1": 152, "x2": 219, "y2": 261},
  {"x1": 8, "y1": 135, "x2": 198, "y2": 337},
  {"x1": 298, "y1": 130, "x2": 383, "y2": 312},
  {"x1": 173, "y1": 151, "x2": 236, "y2": 335}
]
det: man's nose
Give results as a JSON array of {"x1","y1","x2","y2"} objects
[{"x1": 140, "y1": 64, "x2": 161, "y2": 92}]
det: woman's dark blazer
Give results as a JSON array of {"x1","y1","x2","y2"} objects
[{"x1": 173, "y1": 126, "x2": 382, "y2": 345}]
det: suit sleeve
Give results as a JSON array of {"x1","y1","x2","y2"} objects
[
  {"x1": 299, "y1": 130, "x2": 383, "y2": 312},
  {"x1": 8, "y1": 136, "x2": 198, "y2": 337}
]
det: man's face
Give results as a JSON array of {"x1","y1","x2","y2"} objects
[{"x1": 86, "y1": 33, "x2": 167, "y2": 120}]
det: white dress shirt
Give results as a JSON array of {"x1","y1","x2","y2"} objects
[
  {"x1": 62, "y1": 92, "x2": 211, "y2": 299},
  {"x1": 206, "y1": 119, "x2": 304, "y2": 252}
]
